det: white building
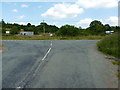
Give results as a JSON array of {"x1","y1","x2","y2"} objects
[
  {"x1": 20, "y1": 31, "x2": 34, "y2": 35},
  {"x1": 105, "y1": 31, "x2": 114, "y2": 34},
  {"x1": 49, "y1": 33, "x2": 53, "y2": 37},
  {"x1": 6, "y1": 31, "x2": 10, "y2": 34}
]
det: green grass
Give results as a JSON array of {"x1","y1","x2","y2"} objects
[
  {"x1": 112, "y1": 61, "x2": 120, "y2": 65},
  {"x1": 117, "y1": 70, "x2": 120, "y2": 79},
  {"x1": 2, "y1": 35, "x2": 104, "y2": 40},
  {"x1": 97, "y1": 32, "x2": 119, "y2": 58},
  {"x1": 0, "y1": 46, "x2": 2, "y2": 50},
  {"x1": 112, "y1": 61, "x2": 120, "y2": 79},
  {"x1": 97, "y1": 32, "x2": 120, "y2": 79},
  {"x1": 0, "y1": 41, "x2": 2, "y2": 50}
]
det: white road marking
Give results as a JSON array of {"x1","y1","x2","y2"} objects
[
  {"x1": 33, "y1": 62, "x2": 43, "y2": 76},
  {"x1": 15, "y1": 40, "x2": 53, "y2": 88},
  {"x1": 33, "y1": 41, "x2": 52, "y2": 75},
  {"x1": 42, "y1": 48, "x2": 51, "y2": 61},
  {"x1": 50, "y1": 42, "x2": 52, "y2": 46},
  {"x1": 16, "y1": 86, "x2": 22, "y2": 90}
]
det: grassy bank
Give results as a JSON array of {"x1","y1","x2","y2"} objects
[
  {"x1": 97, "y1": 32, "x2": 119, "y2": 58},
  {"x1": 0, "y1": 41, "x2": 2, "y2": 50},
  {"x1": 0, "y1": 45, "x2": 3, "y2": 50},
  {"x1": 2, "y1": 35, "x2": 104, "y2": 40},
  {"x1": 97, "y1": 32, "x2": 120, "y2": 79}
]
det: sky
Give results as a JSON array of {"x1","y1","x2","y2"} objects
[{"x1": 1, "y1": 0, "x2": 119, "y2": 28}]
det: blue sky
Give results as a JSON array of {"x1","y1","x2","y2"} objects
[{"x1": 1, "y1": 0, "x2": 118, "y2": 28}]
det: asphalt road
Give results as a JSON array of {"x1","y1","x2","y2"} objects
[{"x1": 2, "y1": 40, "x2": 118, "y2": 88}]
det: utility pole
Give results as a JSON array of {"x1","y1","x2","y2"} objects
[{"x1": 43, "y1": 20, "x2": 45, "y2": 34}]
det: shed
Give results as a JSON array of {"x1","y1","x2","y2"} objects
[
  {"x1": 105, "y1": 31, "x2": 114, "y2": 34},
  {"x1": 20, "y1": 31, "x2": 34, "y2": 35},
  {"x1": 6, "y1": 31, "x2": 10, "y2": 34}
]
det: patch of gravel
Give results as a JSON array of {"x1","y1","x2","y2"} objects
[{"x1": 105, "y1": 56, "x2": 120, "y2": 61}]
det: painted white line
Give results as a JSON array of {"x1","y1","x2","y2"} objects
[
  {"x1": 16, "y1": 41, "x2": 53, "y2": 88},
  {"x1": 16, "y1": 86, "x2": 22, "y2": 90},
  {"x1": 42, "y1": 48, "x2": 51, "y2": 61},
  {"x1": 50, "y1": 41, "x2": 53, "y2": 46},
  {"x1": 33, "y1": 62, "x2": 43, "y2": 76},
  {"x1": 33, "y1": 48, "x2": 52, "y2": 75},
  {"x1": 33, "y1": 42, "x2": 52, "y2": 76},
  {"x1": 50, "y1": 42, "x2": 52, "y2": 46}
]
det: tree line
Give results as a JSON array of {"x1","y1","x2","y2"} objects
[{"x1": 1, "y1": 19, "x2": 119, "y2": 36}]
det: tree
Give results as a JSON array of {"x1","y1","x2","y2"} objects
[
  {"x1": 1, "y1": 19, "x2": 6, "y2": 28},
  {"x1": 40, "y1": 22, "x2": 47, "y2": 26},
  {"x1": 27, "y1": 23, "x2": 31, "y2": 27},
  {"x1": 49, "y1": 25, "x2": 59, "y2": 33},
  {"x1": 34, "y1": 25, "x2": 43, "y2": 34},
  {"x1": 89, "y1": 20, "x2": 105, "y2": 35},
  {"x1": 10, "y1": 26, "x2": 19, "y2": 35},
  {"x1": 2, "y1": 28, "x2": 6, "y2": 34},
  {"x1": 57, "y1": 25, "x2": 79, "y2": 36},
  {"x1": 39, "y1": 22, "x2": 59, "y2": 34},
  {"x1": 104, "y1": 24, "x2": 111, "y2": 31},
  {"x1": 44, "y1": 25, "x2": 59, "y2": 33}
]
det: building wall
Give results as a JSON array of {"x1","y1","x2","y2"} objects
[
  {"x1": 20, "y1": 32, "x2": 34, "y2": 35},
  {"x1": 105, "y1": 31, "x2": 114, "y2": 34},
  {"x1": 6, "y1": 31, "x2": 10, "y2": 34}
]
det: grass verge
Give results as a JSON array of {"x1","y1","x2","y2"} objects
[
  {"x1": 0, "y1": 46, "x2": 2, "y2": 50},
  {"x1": 97, "y1": 32, "x2": 119, "y2": 58},
  {"x1": 97, "y1": 32, "x2": 120, "y2": 79},
  {"x1": 0, "y1": 40, "x2": 2, "y2": 50},
  {"x1": 112, "y1": 61, "x2": 120, "y2": 65},
  {"x1": 2, "y1": 35, "x2": 104, "y2": 40}
]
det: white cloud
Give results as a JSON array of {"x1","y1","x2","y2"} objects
[
  {"x1": 41, "y1": 3, "x2": 84, "y2": 19},
  {"x1": 104, "y1": 16, "x2": 118, "y2": 26},
  {"x1": 76, "y1": 0, "x2": 118, "y2": 8},
  {"x1": 17, "y1": 15, "x2": 25, "y2": 19},
  {"x1": 10, "y1": 22, "x2": 27, "y2": 25},
  {"x1": 11, "y1": 9, "x2": 18, "y2": 13},
  {"x1": 77, "y1": 16, "x2": 118, "y2": 28},
  {"x1": 2, "y1": 0, "x2": 75, "y2": 2},
  {"x1": 21, "y1": 4, "x2": 29, "y2": 8},
  {"x1": 77, "y1": 18, "x2": 93, "y2": 28}
]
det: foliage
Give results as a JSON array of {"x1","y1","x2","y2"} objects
[
  {"x1": 97, "y1": 32, "x2": 120, "y2": 58},
  {"x1": 88, "y1": 20, "x2": 105, "y2": 35},
  {"x1": 2, "y1": 35, "x2": 104, "y2": 40},
  {"x1": 112, "y1": 61, "x2": 120, "y2": 65},
  {"x1": 10, "y1": 26, "x2": 19, "y2": 35},
  {"x1": 1, "y1": 19, "x2": 119, "y2": 36},
  {"x1": 56, "y1": 25, "x2": 79, "y2": 36}
]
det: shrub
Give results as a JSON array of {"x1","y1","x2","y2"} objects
[{"x1": 97, "y1": 32, "x2": 120, "y2": 58}]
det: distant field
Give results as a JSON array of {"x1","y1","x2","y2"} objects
[{"x1": 2, "y1": 35, "x2": 104, "y2": 40}]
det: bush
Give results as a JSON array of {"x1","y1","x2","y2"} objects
[
  {"x1": 97, "y1": 32, "x2": 120, "y2": 58},
  {"x1": 56, "y1": 25, "x2": 79, "y2": 36}
]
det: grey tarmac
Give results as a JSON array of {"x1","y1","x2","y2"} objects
[{"x1": 2, "y1": 40, "x2": 118, "y2": 88}]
